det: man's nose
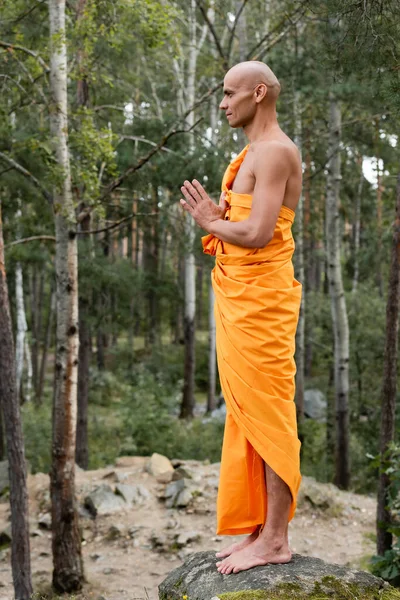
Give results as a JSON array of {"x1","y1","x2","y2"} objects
[{"x1": 219, "y1": 98, "x2": 227, "y2": 110}]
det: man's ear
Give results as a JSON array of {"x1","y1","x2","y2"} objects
[{"x1": 255, "y1": 83, "x2": 267, "y2": 103}]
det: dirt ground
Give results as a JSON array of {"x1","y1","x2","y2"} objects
[{"x1": 0, "y1": 457, "x2": 377, "y2": 600}]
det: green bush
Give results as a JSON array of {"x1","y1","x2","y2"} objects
[{"x1": 370, "y1": 444, "x2": 400, "y2": 585}]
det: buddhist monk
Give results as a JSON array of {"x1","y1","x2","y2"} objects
[{"x1": 179, "y1": 61, "x2": 302, "y2": 575}]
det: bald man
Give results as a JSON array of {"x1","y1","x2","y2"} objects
[{"x1": 180, "y1": 61, "x2": 302, "y2": 574}]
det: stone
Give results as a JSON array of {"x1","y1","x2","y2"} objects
[
  {"x1": 304, "y1": 389, "x2": 327, "y2": 422},
  {"x1": 175, "y1": 489, "x2": 193, "y2": 508},
  {"x1": 156, "y1": 471, "x2": 174, "y2": 484},
  {"x1": 115, "y1": 483, "x2": 148, "y2": 504},
  {"x1": 106, "y1": 524, "x2": 125, "y2": 540},
  {"x1": 175, "y1": 531, "x2": 201, "y2": 547},
  {"x1": 146, "y1": 453, "x2": 174, "y2": 478},
  {"x1": 84, "y1": 484, "x2": 126, "y2": 516},
  {"x1": 0, "y1": 462, "x2": 9, "y2": 496},
  {"x1": 298, "y1": 476, "x2": 343, "y2": 516},
  {"x1": 115, "y1": 456, "x2": 148, "y2": 468},
  {"x1": 38, "y1": 513, "x2": 51, "y2": 530},
  {"x1": 159, "y1": 551, "x2": 393, "y2": 600},
  {"x1": 0, "y1": 524, "x2": 11, "y2": 546}
]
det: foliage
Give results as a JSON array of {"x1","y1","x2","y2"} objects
[{"x1": 370, "y1": 444, "x2": 400, "y2": 585}]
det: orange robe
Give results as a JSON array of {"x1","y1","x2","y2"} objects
[{"x1": 202, "y1": 145, "x2": 302, "y2": 536}]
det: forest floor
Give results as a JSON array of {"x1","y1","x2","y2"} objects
[{"x1": 0, "y1": 456, "x2": 377, "y2": 600}]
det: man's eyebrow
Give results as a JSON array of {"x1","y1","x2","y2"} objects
[{"x1": 223, "y1": 88, "x2": 234, "y2": 94}]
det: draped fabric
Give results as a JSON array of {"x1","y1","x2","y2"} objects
[{"x1": 202, "y1": 145, "x2": 302, "y2": 535}]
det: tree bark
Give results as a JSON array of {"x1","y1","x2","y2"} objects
[
  {"x1": 293, "y1": 87, "x2": 305, "y2": 424},
  {"x1": 376, "y1": 171, "x2": 400, "y2": 556},
  {"x1": 49, "y1": 0, "x2": 84, "y2": 590},
  {"x1": 37, "y1": 285, "x2": 56, "y2": 404},
  {"x1": 326, "y1": 94, "x2": 350, "y2": 490},
  {"x1": 0, "y1": 201, "x2": 33, "y2": 600},
  {"x1": 352, "y1": 155, "x2": 363, "y2": 293}
]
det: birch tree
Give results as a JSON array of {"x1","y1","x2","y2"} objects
[
  {"x1": 49, "y1": 0, "x2": 84, "y2": 590},
  {"x1": 179, "y1": 0, "x2": 208, "y2": 418},
  {"x1": 326, "y1": 94, "x2": 350, "y2": 490}
]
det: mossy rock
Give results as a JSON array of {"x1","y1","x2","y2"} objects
[{"x1": 159, "y1": 551, "x2": 399, "y2": 600}]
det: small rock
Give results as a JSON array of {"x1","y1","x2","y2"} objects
[
  {"x1": 0, "y1": 525, "x2": 11, "y2": 546},
  {"x1": 175, "y1": 531, "x2": 201, "y2": 547},
  {"x1": 176, "y1": 489, "x2": 193, "y2": 508},
  {"x1": 84, "y1": 484, "x2": 126, "y2": 517},
  {"x1": 103, "y1": 567, "x2": 117, "y2": 575},
  {"x1": 146, "y1": 453, "x2": 174, "y2": 478},
  {"x1": 38, "y1": 513, "x2": 51, "y2": 530},
  {"x1": 156, "y1": 471, "x2": 174, "y2": 484},
  {"x1": 106, "y1": 524, "x2": 124, "y2": 540}
]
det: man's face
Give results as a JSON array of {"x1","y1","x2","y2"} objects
[{"x1": 219, "y1": 74, "x2": 256, "y2": 129}]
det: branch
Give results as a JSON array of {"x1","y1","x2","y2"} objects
[
  {"x1": 0, "y1": 41, "x2": 50, "y2": 72},
  {"x1": 0, "y1": 152, "x2": 52, "y2": 203},
  {"x1": 116, "y1": 136, "x2": 178, "y2": 154},
  {"x1": 99, "y1": 118, "x2": 203, "y2": 201},
  {"x1": 195, "y1": 0, "x2": 227, "y2": 69},
  {"x1": 4, "y1": 235, "x2": 55, "y2": 249},
  {"x1": 247, "y1": 1, "x2": 308, "y2": 60},
  {"x1": 226, "y1": 0, "x2": 251, "y2": 62},
  {"x1": 77, "y1": 212, "x2": 157, "y2": 235}
]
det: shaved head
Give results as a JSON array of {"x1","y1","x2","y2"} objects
[{"x1": 225, "y1": 61, "x2": 281, "y2": 102}]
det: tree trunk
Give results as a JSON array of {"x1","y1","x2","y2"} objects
[
  {"x1": 326, "y1": 94, "x2": 350, "y2": 490},
  {"x1": 37, "y1": 285, "x2": 56, "y2": 404},
  {"x1": 293, "y1": 87, "x2": 305, "y2": 424},
  {"x1": 15, "y1": 263, "x2": 28, "y2": 402},
  {"x1": 0, "y1": 201, "x2": 33, "y2": 600},
  {"x1": 352, "y1": 156, "x2": 363, "y2": 293},
  {"x1": 376, "y1": 171, "x2": 400, "y2": 556},
  {"x1": 49, "y1": 0, "x2": 84, "y2": 590},
  {"x1": 180, "y1": 0, "x2": 199, "y2": 419},
  {"x1": 207, "y1": 283, "x2": 217, "y2": 413}
]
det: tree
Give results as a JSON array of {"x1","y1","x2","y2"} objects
[
  {"x1": 0, "y1": 201, "x2": 33, "y2": 599},
  {"x1": 48, "y1": 0, "x2": 84, "y2": 590}
]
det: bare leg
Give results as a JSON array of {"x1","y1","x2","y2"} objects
[
  {"x1": 216, "y1": 462, "x2": 292, "y2": 574},
  {"x1": 215, "y1": 525, "x2": 261, "y2": 559}
]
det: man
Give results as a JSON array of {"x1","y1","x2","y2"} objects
[{"x1": 179, "y1": 61, "x2": 302, "y2": 575}]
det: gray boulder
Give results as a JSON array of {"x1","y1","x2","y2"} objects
[
  {"x1": 304, "y1": 389, "x2": 327, "y2": 422},
  {"x1": 159, "y1": 551, "x2": 393, "y2": 600},
  {"x1": 84, "y1": 484, "x2": 126, "y2": 516}
]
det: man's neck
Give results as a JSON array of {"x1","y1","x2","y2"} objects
[{"x1": 243, "y1": 107, "x2": 279, "y2": 143}]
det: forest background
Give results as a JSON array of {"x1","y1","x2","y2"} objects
[{"x1": 0, "y1": 0, "x2": 400, "y2": 594}]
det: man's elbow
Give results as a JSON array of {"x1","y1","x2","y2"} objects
[{"x1": 249, "y1": 228, "x2": 273, "y2": 249}]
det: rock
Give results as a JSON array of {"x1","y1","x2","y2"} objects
[
  {"x1": 159, "y1": 551, "x2": 391, "y2": 599},
  {"x1": 0, "y1": 524, "x2": 12, "y2": 546},
  {"x1": 146, "y1": 453, "x2": 174, "y2": 479},
  {"x1": 0, "y1": 462, "x2": 9, "y2": 496},
  {"x1": 38, "y1": 513, "x2": 51, "y2": 530},
  {"x1": 304, "y1": 389, "x2": 327, "y2": 422},
  {"x1": 156, "y1": 471, "x2": 174, "y2": 484},
  {"x1": 84, "y1": 484, "x2": 126, "y2": 516},
  {"x1": 298, "y1": 476, "x2": 343, "y2": 516},
  {"x1": 115, "y1": 456, "x2": 148, "y2": 468},
  {"x1": 106, "y1": 524, "x2": 125, "y2": 540},
  {"x1": 115, "y1": 483, "x2": 149, "y2": 504},
  {"x1": 175, "y1": 489, "x2": 193, "y2": 508},
  {"x1": 175, "y1": 531, "x2": 201, "y2": 548},
  {"x1": 150, "y1": 531, "x2": 170, "y2": 552}
]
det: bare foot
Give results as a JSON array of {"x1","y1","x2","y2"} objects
[
  {"x1": 215, "y1": 526, "x2": 261, "y2": 559},
  {"x1": 216, "y1": 536, "x2": 292, "y2": 575}
]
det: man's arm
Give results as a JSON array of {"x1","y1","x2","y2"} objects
[{"x1": 208, "y1": 142, "x2": 291, "y2": 248}]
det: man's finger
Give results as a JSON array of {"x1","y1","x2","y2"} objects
[
  {"x1": 183, "y1": 180, "x2": 202, "y2": 204},
  {"x1": 180, "y1": 186, "x2": 196, "y2": 208},
  {"x1": 180, "y1": 199, "x2": 194, "y2": 214},
  {"x1": 192, "y1": 179, "x2": 208, "y2": 200}
]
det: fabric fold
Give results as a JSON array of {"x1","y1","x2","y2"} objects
[{"x1": 203, "y1": 145, "x2": 302, "y2": 536}]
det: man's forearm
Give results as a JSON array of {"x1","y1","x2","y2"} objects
[{"x1": 208, "y1": 217, "x2": 266, "y2": 248}]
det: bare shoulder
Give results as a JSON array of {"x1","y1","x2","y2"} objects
[{"x1": 250, "y1": 138, "x2": 300, "y2": 166}]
